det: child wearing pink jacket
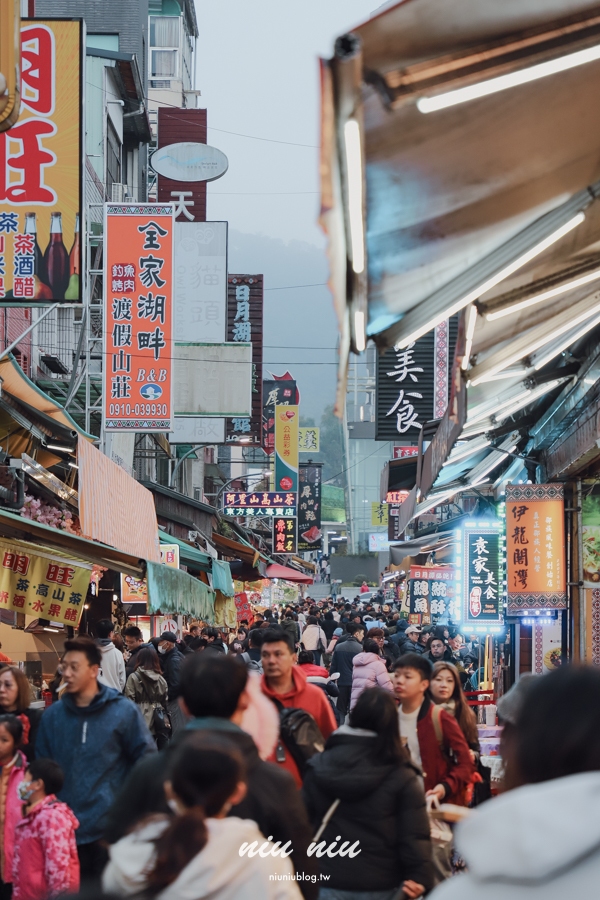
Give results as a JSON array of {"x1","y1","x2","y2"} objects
[{"x1": 12, "y1": 758, "x2": 79, "y2": 900}]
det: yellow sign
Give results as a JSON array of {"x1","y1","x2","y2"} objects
[
  {"x1": 371, "y1": 502, "x2": 388, "y2": 526},
  {"x1": 160, "y1": 544, "x2": 180, "y2": 568},
  {"x1": 274, "y1": 404, "x2": 299, "y2": 492},
  {"x1": 0, "y1": 542, "x2": 90, "y2": 626},
  {"x1": 0, "y1": 20, "x2": 82, "y2": 301},
  {"x1": 299, "y1": 427, "x2": 320, "y2": 453}
]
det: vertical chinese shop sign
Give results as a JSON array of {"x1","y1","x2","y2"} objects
[
  {"x1": 0, "y1": 21, "x2": 82, "y2": 302},
  {"x1": 506, "y1": 483, "x2": 566, "y2": 612},
  {"x1": 298, "y1": 463, "x2": 322, "y2": 552},
  {"x1": 103, "y1": 205, "x2": 174, "y2": 432},
  {"x1": 273, "y1": 515, "x2": 297, "y2": 554},
  {"x1": 274, "y1": 405, "x2": 299, "y2": 493},
  {"x1": 457, "y1": 521, "x2": 503, "y2": 625},
  {"x1": 226, "y1": 275, "x2": 263, "y2": 445}
]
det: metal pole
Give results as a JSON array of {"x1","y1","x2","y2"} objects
[
  {"x1": 169, "y1": 444, "x2": 207, "y2": 489},
  {"x1": 577, "y1": 479, "x2": 585, "y2": 662},
  {"x1": 0, "y1": 304, "x2": 59, "y2": 362}
]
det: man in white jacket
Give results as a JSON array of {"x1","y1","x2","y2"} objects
[{"x1": 96, "y1": 619, "x2": 126, "y2": 692}]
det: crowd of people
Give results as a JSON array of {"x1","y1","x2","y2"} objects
[{"x1": 0, "y1": 596, "x2": 597, "y2": 899}]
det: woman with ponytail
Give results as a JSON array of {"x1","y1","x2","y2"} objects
[{"x1": 102, "y1": 733, "x2": 302, "y2": 900}]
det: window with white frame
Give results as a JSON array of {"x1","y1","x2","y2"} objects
[{"x1": 149, "y1": 16, "x2": 180, "y2": 82}]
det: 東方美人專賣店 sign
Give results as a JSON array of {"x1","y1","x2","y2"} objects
[
  {"x1": 506, "y1": 483, "x2": 567, "y2": 612},
  {"x1": 103, "y1": 205, "x2": 174, "y2": 432}
]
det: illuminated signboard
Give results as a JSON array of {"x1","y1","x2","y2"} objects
[
  {"x1": 273, "y1": 515, "x2": 297, "y2": 554},
  {"x1": 222, "y1": 491, "x2": 296, "y2": 518},
  {"x1": 456, "y1": 519, "x2": 504, "y2": 628}
]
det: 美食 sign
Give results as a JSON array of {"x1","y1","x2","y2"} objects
[{"x1": 457, "y1": 520, "x2": 503, "y2": 625}]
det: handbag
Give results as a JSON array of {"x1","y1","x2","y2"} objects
[
  {"x1": 427, "y1": 794, "x2": 454, "y2": 886},
  {"x1": 312, "y1": 798, "x2": 340, "y2": 842}
]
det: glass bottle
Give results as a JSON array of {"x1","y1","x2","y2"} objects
[
  {"x1": 25, "y1": 213, "x2": 53, "y2": 301},
  {"x1": 65, "y1": 213, "x2": 80, "y2": 300},
  {"x1": 25, "y1": 213, "x2": 48, "y2": 285},
  {"x1": 43, "y1": 212, "x2": 70, "y2": 300}
]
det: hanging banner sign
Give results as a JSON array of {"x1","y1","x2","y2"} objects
[
  {"x1": 273, "y1": 515, "x2": 297, "y2": 554},
  {"x1": 298, "y1": 463, "x2": 322, "y2": 551},
  {"x1": 222, "y1": 491, "x2": 296, "y2": 518},
  {"x1": 0, "y1": 542, "x2": 90, "y2": 626},
  {"x1": 103, "y1": 205, "x2": 174, "y2": 432},
  {"x1": 371, "y1": 502, "x2": 388, "y2": 527},
  {"x1": 226, "y1": 275, "x2": 264, "y2": 445},
  {"x1": 274, "y1": 405, "x2": 299, "y2": 493},
  {"x1": 506, "y1": 483, "x2": 566, "y2": 611},
  {"x1": 457, "y1": 520, "x2": 503, "y2": 625},
  {"x1": 408, "y1": 566, "x2": 456, "y2": 619},
  {"x1": 0, "y1": 20, "x2": 83, "y2": 303},
  {"x1": 262, "y1": 379, "x2": 297, "y2": 455}
]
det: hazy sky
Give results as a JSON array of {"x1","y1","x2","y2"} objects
[
  {"x1": 194, "y1": 1, "x2": 378, "y2": 419},
  {"x1": 197, "y1": 0, "x2": 377, "y2": 245}
]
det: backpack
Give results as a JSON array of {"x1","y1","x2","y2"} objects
[
  {"x1": 272, "y1": 699, "x2": 326, "y2": 776},
  {"x1": 241, "y1": 652, "x2": 263, "y2": 675}
]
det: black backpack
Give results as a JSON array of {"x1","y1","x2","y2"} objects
[{"x1": 272, "y1": 699, "x2": 326, "y2": 776}]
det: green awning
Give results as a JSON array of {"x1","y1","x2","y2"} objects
[
  {"x1": 211, "y1": 558, "x2": 234, "y2": 597},
  {"x1": 158, "y1": 529, "x2": 211, "y2": 572},
  {"x1": 146, "y1": 560, "x2": 214, "y2": 621}
]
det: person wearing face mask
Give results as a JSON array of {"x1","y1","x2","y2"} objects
[
  {"x1": 12, "y1": 758, "x2": 79, "y2": 900},
  {"x1": 156, "y1": 633, "x2": 185, "y2": 734}
]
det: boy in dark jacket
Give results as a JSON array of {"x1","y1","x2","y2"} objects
[
  {"x1": 392, "y1": 653, "x2": 474, "y2": 804},
  {"x1": 329, "y1": 622, "x2": 364, "y2": 717}
]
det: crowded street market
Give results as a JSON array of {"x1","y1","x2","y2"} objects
[{"x1": 0, "y1": 0, "x2": 599, "y2": 898}]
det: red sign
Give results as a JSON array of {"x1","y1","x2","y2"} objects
[
  {"x1": 157, "y1": 108, "x2": 206, "y2": 222},
  {"x1": 103, "y1": 205, "x2": 174, "y2": 432},
  {"x1": 393, "y1": 446, "x2": 419, "y2": 459},
  {"x1": 386, "y1": 491, "x2": 410, "y2": 504}
]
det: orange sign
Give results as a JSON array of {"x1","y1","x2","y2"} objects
[
  {"x1": 103, "y1": 205, "x2": 174, "y2": 431},
  {"x1": 0, "y1": 20, "x2": 82, "y2": 302},
  {"x1": 506, "y1": 484, "x2": 567, "y2": 611}
]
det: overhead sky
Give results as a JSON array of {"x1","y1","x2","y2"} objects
[{"x1": 195, "y1": 0, "x2": 378, "y2": 420}]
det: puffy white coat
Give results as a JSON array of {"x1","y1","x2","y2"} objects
[
  {"x1": 103, "y1": 815, "x2": 302, "y2": 900},
  {"x1": 431, "y1": 771, "x2": 600, "y2": 900}
]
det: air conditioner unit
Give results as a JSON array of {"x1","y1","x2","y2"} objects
[{"x1": 111, "y1": 183, "x2": 125, "y2": 202}]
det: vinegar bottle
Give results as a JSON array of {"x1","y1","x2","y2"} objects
[
  {"x1": 65, "y1": 213, "x2": 80, "y2": 301},
  {"x1": 25, "y1": 213, "x2": 47, "y2": 283},
  {"x1": 43, "y1": 212, "x2": 70, "y2": 300}
]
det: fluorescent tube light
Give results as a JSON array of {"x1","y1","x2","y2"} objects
[
  {"x1": 461, "y1": 305, "x2": 478, "y2": 370},
  {"x1": 396, "y1": 213, "x2": 585, "y2": 349},
  {"x1": 354, "y1": 310, "x2": 366, "y2": 352},
  {"x1": 494, "y1": 381, "x2": 562, "y2": 422},
  {"x1": 417, "y1": 42, "x2": 600, "y2": 114},
  {"x1": 533, "y1": 309, "x2": 600, "y2": 370},
  {"x1": 442, "y1": 438, "x2": 491, "y2": 466},
  {"x1": 68, "y1": 461, "x2": 78, "y2": 469},
  {"x1": 45, "y1": 443, "x2": 75, "y2": 453},
  {"x1": 486, "y1": 268, "x2": 600, "y2": 321},
  {"x1": 472, "y1": 300, "x2": 597, "y2": 384},
  {"x1": 344, "y1": 120, "x2": 365, "y2": 275}
]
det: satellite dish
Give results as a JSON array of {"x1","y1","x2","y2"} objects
[{"x1": 150, "y1": 142, "x2": 229, "y2": 183}]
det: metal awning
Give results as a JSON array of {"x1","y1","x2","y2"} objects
[
  {"x1": 323, "y1": 0, "x2": 600, "y2": 507},
  {"x1": 0, "y1": 508, "x2": 144, "y2": 577}
]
